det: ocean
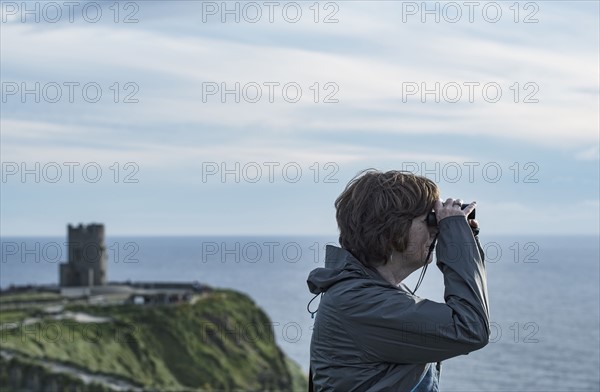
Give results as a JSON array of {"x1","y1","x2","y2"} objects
[{"x1": 1, "y1": 235, "x2": 599, "y2": 392}]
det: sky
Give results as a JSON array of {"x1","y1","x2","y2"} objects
[{"x1": 1, "y1": 0, "x2": 599, "y2": 236}]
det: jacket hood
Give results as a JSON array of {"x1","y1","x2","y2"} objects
[{"x1": 307, "y1": 245, "x2": 384, "y2": 294}]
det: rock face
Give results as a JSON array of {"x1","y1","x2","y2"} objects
[{"x1": 0, "y1": 289, "x2": 308, "y2": 391}]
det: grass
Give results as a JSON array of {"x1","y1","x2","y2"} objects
[
  {"x1": 1, "y1": 289, "x2": 308, "y2": 391},
  {"x1": 0, "y1": 309, "x2": 31, "y2": 324},
  {"x1": 0, "y1": 292, "x2": 62, "y2": 304}
]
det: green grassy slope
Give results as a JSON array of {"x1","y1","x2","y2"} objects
[{"x1": 0, "y1": 289, "x2": 308, "y2": 391}]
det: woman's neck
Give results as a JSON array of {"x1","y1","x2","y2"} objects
[{"x1": 375, "y1": 257, "x2": 419, "y2": 286}]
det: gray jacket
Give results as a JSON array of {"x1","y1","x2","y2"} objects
[{"x1": 307, "y1": 216, "x2": 490, "y2": 391}]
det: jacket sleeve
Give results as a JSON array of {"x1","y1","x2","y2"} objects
[{"x1": 338, "y1": 215, "x2": 490, "y2": 364}]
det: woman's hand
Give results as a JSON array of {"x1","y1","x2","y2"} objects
[{"x1": 434, "y1": 198, "x2": 477, "y2": 225}]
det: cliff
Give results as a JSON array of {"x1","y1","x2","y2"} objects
[{"x1": 0, "y1": 289, "x2": 308, "y2": 391}]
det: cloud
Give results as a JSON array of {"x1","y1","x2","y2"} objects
[
  {"x1": 1, "y1": 118, "x2": 469, "y2": 168},
  {"x1": 1, "y1": 8, "x2": 598, "y2": 149},
  {"x1": 477, "y1": 199, "x2": 600, "y2": 235},
  {"x1": 575, "y1": 146, "x2": 600, "y2": 161},
  {"x1": 1, "y1": 2, "x2": 598, "y2": 236}
]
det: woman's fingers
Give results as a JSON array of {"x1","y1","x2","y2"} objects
[{"x1": 435, "y1": 198, "x2": 477, "y2": 223}]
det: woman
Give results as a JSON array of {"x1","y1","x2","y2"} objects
[{"x1": 307, "y1": 169, "x2": 489, "y2": 391}]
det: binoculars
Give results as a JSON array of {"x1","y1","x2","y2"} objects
[{"x1": 426, "y1": 203, "x2": 476, "y2": 227}]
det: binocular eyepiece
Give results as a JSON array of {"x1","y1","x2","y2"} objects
[{"x1": 426, "y1": 203, "x2": 476, "y2": 227}]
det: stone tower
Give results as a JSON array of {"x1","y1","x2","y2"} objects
[{"x1": 59, "y1": 223, "x2": 107, "y2": 287}]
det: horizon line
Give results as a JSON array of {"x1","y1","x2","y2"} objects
[{"x1": 1, "y1": 232, "x2": 599, "y2": 238}]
